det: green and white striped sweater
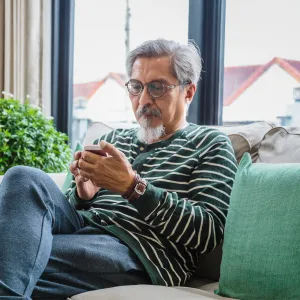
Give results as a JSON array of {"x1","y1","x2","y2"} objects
[{"x1": 65, "y1": 123, "x2": 237, "y2": 286}]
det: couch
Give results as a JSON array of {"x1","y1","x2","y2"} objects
[{"x1": 1, "y1": 121, "x2": 300, "y2": 299}]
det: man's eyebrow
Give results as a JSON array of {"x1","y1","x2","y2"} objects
[
  {"x1": 130, "y1": 78, "x2": 171, "y2": 84},
  {"x1": 151, "y1": 78, "x2": 170, "y2": 84}
]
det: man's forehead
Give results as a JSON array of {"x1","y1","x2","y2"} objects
[
  {"x1": 133, "y1": 56, "x2": 171, "y2": 68},
  {"x1": 131, "y1": 56, "x2": 174, "y2": 80}
]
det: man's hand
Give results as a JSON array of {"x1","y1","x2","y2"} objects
[
  {"x1": 77, "y1": 141, "x2": 136, "y2": 195},
  {"x1": 69, "y1": 151, "x2": 100, "y2": 200}
]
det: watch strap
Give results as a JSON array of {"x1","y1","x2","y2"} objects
[{"x1": 122, "y1": 173, "x2": 147, "y2": 201}]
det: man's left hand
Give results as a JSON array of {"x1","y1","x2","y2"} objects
[{"x1": 77, "y1": 141, "x2": 136, "y2": 195}]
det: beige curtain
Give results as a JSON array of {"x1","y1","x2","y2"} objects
[{"x1": 0, "y1": 0, "x2": 51, "y2": 117}]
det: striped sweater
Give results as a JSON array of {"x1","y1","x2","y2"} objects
[{"x1": 65, "y1": 123, "x2": 237, "y2": 286}]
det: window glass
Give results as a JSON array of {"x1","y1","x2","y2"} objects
[
  {"x1": 72, "y1": 0, "x2": 189, "y2": 148},
  {"x1": 223, "y1": 0, "x2": 300, "y2": 126}
]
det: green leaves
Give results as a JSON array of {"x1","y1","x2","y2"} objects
[{"x1": 0, "y1": 98, "x2": 72, "y2": 175}]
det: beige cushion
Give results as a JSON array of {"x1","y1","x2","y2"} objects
[
  {"x1": 82, "y1": 122, "x2": 139, "y2": 146},
  {"x1": 257, "y1": 127, "x2": 300, "y2": 163},
  {"x1": 198, "y1": 282, "x2": 219, "y2": 294},
  {"x1": 199, "y1": 283, "x2": 239, "y2": 299},
  {"x1": 215, "y1": 122, "x2": 273, "y2": 163},
  {"x1": 69, "y1": 284, "x2": 233, "y2": 300},
  {"x1": 83, "y1": 122, "x2": 113, "y2": 146}
]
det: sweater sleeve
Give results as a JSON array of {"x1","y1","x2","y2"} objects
[{"x1": 131, "y1": 135, "x2": 237, "y2": 253}]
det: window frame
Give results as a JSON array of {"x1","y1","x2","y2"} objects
[
  {"x1": 51, "y1": 0, "x2": 75, "y2": 139},
  {"x1": 188, "y1": 0, "x2": 226, "y2": 125}
]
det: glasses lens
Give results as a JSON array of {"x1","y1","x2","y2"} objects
[
  {"x1": 127, "y1": 80, "x2": 142, "y2": 95},
  {"x1": 148, "y1": 81, "x2": 164, "y2": 97}
]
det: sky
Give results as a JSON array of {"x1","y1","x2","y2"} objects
[
  {"x1": 73, "y1": 0, "x2": 189, "y2": 83},
  {"x1": 73, "y1": 0, "x2": 300, "y2": 83},
  {"x1": 225, "y1": 0, "x2": 300, "y2": 66}
]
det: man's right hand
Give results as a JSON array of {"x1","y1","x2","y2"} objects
[{"x1": 69, "y1": 151, "x2": 100, "y2": 200}]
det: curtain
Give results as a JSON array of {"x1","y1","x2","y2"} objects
[
  {"x1": 188, "y1": 0, "x2": 226, "y2": 126},
  {"x1": 0, "y1": 0, "x2": 51, "y2": 117}
]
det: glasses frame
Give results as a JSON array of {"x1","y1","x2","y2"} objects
[{"x1": 125, "y1": 79, "x2": 190, "y2": 98}]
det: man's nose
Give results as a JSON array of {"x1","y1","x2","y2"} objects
[{"x1": 138, "y1": 87, "x2": 154, "y2": 106}]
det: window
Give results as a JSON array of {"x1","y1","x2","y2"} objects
[
  {"x1": 72, "y1": 0, "x2": 189, "y2": 148},
  {"x1": 223, "y1": 0, "x2": 300, "y2": 126}
]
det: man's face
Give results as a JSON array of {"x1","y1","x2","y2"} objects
[{"x1": 129, "y1": 56, "x2": 195, "y2": 134}]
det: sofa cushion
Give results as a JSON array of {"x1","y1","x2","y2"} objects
[
  {"x1": 83, "y1": 122, "x2": 113, "y2": 146},
  {"x1": 216, "y1": 121, "x2": 273, "y2": 163},
  {"x1": 257, "y1": 126, "x2": 300, "y2": 163},
  {"x1": 82, "y1": 122, "x2": 139, "y2": 146},
  {"x1": 48, "y1": 172, "x2": 67, "y2": 190},
  {"x1": 69, "y1": 284, "x2": 233, "y2": 300},
  {"x1": 216, "y1": 153, "x2": 300, "y2": 299},
  {"x1": 198, "y1": 282, "x2": 220, "y2": 295}
]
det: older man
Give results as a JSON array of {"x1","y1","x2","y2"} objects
[{"x1": 0, "y1": 39, "x2": 237, "y2": 300}]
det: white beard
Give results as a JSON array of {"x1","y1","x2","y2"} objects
[{"x1": 137, "y1": 117, "x2": 165, "y2": 144}]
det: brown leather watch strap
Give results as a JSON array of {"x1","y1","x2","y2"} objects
[
  {"x1": 122, "y1": 173, "x2": 147, "y2": 201},
  {"x1": 122, "y1": 172, "x2": 138, "y2": 199}
]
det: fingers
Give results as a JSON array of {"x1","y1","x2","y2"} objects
[
  {"x1": 76, "y1": 168, "x2": 91, "y2": 182},
  {"x1": 99, "y1": 140, "x2": 125, "y2": 161},
  {"x1": 69, "y1": 160, "x2": 79, "y2": 176},
  {"x1": 71, "y1": 151, "x2": 98, "y2": 181},
  {"x1": 78, "y1": 157, "x2": 95, "y2": 173},
  {"x1": 74, "y1": 151, "x2": 82, "y2": 160},
  {"x1": 76, "y1": 173, "x2": 89, "y2": 183},
  {"x1": 70, "y1": 151, "x2": 91, "y2": 183},
  {"x1": 70, "y1": 151, "x2": 82, "y2": 175},
  {"x1": 81, "y1": 150, "x2": 105, "y2": 164}
]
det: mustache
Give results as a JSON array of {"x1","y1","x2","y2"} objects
[{"x1": 136, "y1": 105, "x2": 162, "y2": 118}]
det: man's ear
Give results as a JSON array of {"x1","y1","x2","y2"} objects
[{"x1": 185, "y1": 83, "x2": 196, "y2": 105}]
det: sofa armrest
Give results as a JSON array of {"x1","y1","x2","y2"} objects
[{"x1": 48, "y1": 173, "x2": 67, "y2": 190}]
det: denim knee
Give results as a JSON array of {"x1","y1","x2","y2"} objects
[{"x1": 4, "y1": 166, "x2": 46, "y2": 183}]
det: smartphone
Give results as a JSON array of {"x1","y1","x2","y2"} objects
[{"x1": 84, "y1": 145, "x2": 107, "y2": 156}]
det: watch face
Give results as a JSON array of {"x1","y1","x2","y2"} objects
[{"x1": 135, "y1": 182, "x2": 146, "y2": 195}]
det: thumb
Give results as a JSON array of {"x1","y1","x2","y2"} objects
[{"x1": 100, "y1": 140, "x2": 124, "y2": 161}]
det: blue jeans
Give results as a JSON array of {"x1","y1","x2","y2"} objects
[{"x1": 0, "y1": 166, "x2": 150, "y2": 300}]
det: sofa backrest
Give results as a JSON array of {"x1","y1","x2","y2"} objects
[
  {"x1": 257, "y1": 126, "x2": 300, "y2": 163},
  {"x1": 214, "y1": 121, "x2": 273, "y2": 163},
  {"x1": 83, "y1": 121, "x2": 274, "y2": 164}
]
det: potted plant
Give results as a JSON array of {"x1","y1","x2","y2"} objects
[{"x1": 0, "y1": 97, "x2": 72, "y2": 175}]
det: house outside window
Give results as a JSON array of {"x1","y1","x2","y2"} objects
[{"x1": 223, "y1": 0, "x2": 300, "y2": 126}]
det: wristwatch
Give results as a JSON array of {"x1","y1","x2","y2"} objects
[{"x1": 122, "y1": 173, "x2": 147, "y2": 201}]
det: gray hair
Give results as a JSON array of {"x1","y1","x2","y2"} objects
[{"x1": 126, "y1": 39, "x2": 202, "y2": 86}]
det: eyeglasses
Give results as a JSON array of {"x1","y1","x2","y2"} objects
[{"x1": 125, "y1": 79, "x2": 190, "y2": 98}]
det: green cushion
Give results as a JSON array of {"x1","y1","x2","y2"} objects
[
  {"x1": 61, "y1": 143, "x2": 82, "y2": 194},
  {"x1": 216, "y1": 153, "x2": 300, "y2": 299}
]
